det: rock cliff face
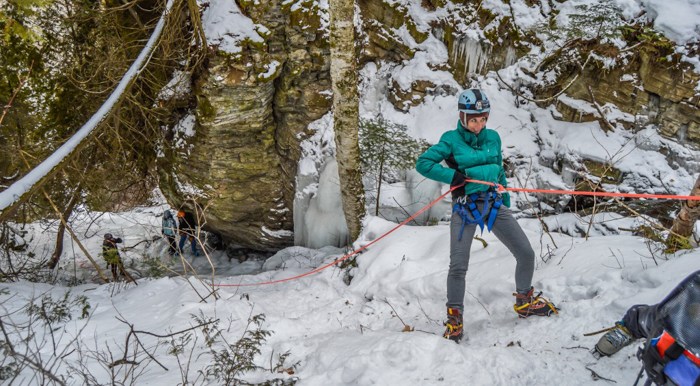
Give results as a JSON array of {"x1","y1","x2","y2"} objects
[
  {"x1": 159, "y1": 1, "x2": 332, "y2": 251},
  {"x1": 160, "y1": 0, "x2": 699, "y2": 251},
  {"x1": 555, "y1": 53, "x2": 700, "y2": 141}
]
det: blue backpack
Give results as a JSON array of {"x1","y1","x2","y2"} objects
[{"x1": 637, "y1": 270, "x2": 700, "y2": 386}]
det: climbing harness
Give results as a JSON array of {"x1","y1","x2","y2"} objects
[{"x1": 453, "y1": 182, "x2": 503, "y2": 240}]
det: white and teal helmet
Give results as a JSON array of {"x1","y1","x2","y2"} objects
[{"x1": 458, "y1": 89, "x2": 490, "y2": 114}]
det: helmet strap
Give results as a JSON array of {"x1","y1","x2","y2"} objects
[{"x1": 472, "y1": 89, "x2": 484, "y2": 102}]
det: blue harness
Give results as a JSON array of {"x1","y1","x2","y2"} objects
[{"x1": 453, "y1": 185, "x2": 502, "y2": 240}]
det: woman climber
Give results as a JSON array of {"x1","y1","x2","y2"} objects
[{"x1": 416, "y1": 88, "x2": 558, "y2": 343}]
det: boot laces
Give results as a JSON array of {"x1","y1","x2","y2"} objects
[
  {"x1": 444, "y1": 308, "x2": 463, "y2": 337},
  {"x1": 605, "y1": 323, "x2": 632, "y2": 349},
  {"x1": 513, "y1": 290, "x2": 558, "y2": 316}
]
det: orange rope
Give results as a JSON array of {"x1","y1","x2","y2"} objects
[
  {"x1": 216, "y1": 178, "x2": 699, "y2": 287},
  {"x1": 215, "y1": 185, "x2": 460, "y2": 287},
  {"x1": 464, "y1": 179, "x2": 700, "y2": 201}
]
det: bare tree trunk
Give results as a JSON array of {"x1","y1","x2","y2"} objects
[
  {"x1": 329, "y1": 0, "x2": 365, "y2": 241},
  {"x1": 375, "y1": 157, "x2": 384, "y2": 217},
  {"x1": 667, "y1": 175, "x2": 700, "y2": 251},
  {"x1": 41, "y1": 188, "x2": 109, "y2": 281},
  {"x1": 48, "y1": 190, "x2": 79, "y2": 269}
]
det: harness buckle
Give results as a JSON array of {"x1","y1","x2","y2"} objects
[{"x1": 457, "y1": 195, "x2": 469, "y2": 206}]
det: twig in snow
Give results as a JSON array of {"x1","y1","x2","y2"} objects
[
  {"x1": 586, "y1": 85, "x2": 616, "y2": 133},
  {"x1": 557, "y1": 236, "x2": 576, "y2": 265},
  {"x1": 392, "y1": 197, "x2": 420, "y2": 225},
  {"x1": 514, "y1": 169, "x2": 558, "y2": 249},
  {"x1": 417, "y1": 300, "x2": 441, "y2": 325},
  {"x1": 466, "y1": 289, "x2": 490, "y2": 316},
  {"x1": 382, "y1": 298, "x2": 413, "y2": 331},
  {"x1": 585, "y1": 366, "x2": 617, "y2": 383},
  {"x1": 120, "y1": 236, "x2": 162, "y2": 252},
  {"x1": 495, "y1": 53, "x2": 593, "y2": 104},
  {"x1": 0, "y1": 317, "x2": 67, "y2": 386}
]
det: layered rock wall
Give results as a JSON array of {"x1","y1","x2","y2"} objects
[
  {"x1": 159, "y1": 0, "x2": 699, "y2": 251},
  {"x1": 160, "y1": 1, "x2": 331, "y2": 251},
  {"x1": 555, "y1": 53, "x2": 700, "y2": 141}
]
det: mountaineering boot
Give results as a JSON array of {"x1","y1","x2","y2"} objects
[
  {"x1": 514, "y1": 287, "x2": 558, "y2": 318},
  {"x1": 443, "y1": 307, "x2": 464, "y2": 343},
  {"x1": 594, "y1": 322, "x2": 633, "y2": 356}
]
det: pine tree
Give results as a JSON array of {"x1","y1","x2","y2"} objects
[
  {"x1": 565, "y1": 3, "x2": 625, "y2": 42},
  {"x1": 359, "y1": 117, "x2": 428, "y2": 216}
]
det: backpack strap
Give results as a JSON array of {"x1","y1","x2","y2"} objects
[
  {"x1": 639, "y1": 332, "x2": 690, "y2": 385},
  {"x1": 664, "y1": 341, "x2": 687, "y2": 361}
]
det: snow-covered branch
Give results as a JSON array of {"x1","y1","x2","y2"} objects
[{"x1": 0, "y1": 0, "x2": 176, "y2": 220}]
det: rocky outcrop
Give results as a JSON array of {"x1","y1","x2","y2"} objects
[
  {"x1": 357, "y1": 0, "x2": 427, "y2": 65},
  {"x1": 159, "y1": 0, "x2": 699, "y2": 251},
  {"x1": 380, "y1": 6, "x2": 521, "y2": 111},
  {"x1": 159, "y1": 1, "x2": 332, "y2": 251},
  {"x1": 554, "y1": 53, "x2": 700, "y2": 142}
]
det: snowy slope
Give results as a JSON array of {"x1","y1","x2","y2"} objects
[
  {"x1": 2, "y1": 209, "x2": 700, "y2": 385},
  {"x1": 3, "y1": 0, "x2": 700, "y2": 384}
]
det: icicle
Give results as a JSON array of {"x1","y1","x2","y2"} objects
[
  {"x1": 453, "y1": 36, "x2": 491, "y2": 76},
  {"x1": 505, "y1": 46, "x2": 517, "y2": 68}
]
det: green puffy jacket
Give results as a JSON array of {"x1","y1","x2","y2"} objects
[{"x1": 416, "y1": 121, "x2": 510, "y2": 207}]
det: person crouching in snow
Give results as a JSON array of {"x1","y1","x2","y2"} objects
[
  {"x1": 416, "y1": 89, "x2": 557, "y2": 343},
  {"x1": 593, "y1": 270, "x2": 700, "y2": 386}
]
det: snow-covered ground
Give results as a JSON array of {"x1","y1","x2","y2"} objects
[
  {"x1": 2, "y1": 205, "x2": 700, "y2": 385},
  {"x1": 3, "y1": 0, "x2": 700, "y2": 384}
]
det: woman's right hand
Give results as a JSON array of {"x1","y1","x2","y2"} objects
[{"x1": 451, "y1": 171, "x2": 468, "y2": 188}]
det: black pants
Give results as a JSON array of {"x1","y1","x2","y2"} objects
[
  {"x1": 109, "y1": 261, "x2": 127, "y2": 280},
  {"x1": 165, "y1": 235, "x2": 177, "y2": 255}
]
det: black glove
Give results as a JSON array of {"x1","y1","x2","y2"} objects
[{"x1": 451, "y1": 171, "x2": 467, "y2": 187}]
